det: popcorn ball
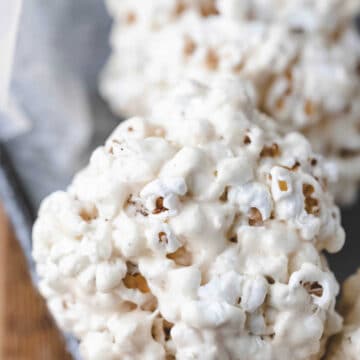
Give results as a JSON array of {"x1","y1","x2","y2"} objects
[
  {"x1": 33, "y1": 78, "x2": 345, "y2": 360},
  {"x1": 100, "y1": 0, "x2": 360, "y2": 203},
  {"x1": 326, "y1": 269, "x2": 360, "y2": 359},
  {"x1": 105, "y1": 0, "x2": 358, "y2": 33},
  {"x1": 215, "y1": 0, "x2": 358, "y2": 33}
]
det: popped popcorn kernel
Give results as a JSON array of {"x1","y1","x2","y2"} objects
[
  {"x1": 167, "y1": 246, "x2": 192, "y2": 267},
  {"x1": 260, "y1": 143, "x2": 281, "y2": 158},
  {"x1": 183, "y1": 36, "x2": 197, "y2": 56},
  {"x1": 79, "y1": 206, "x2": 99, "y2": 223},
  {"x1": 205, "y1": 49, "x2": 219, "y2": 70},
  {"x1": 153, "y1": 197, "x2": 168, "y2": 214},
  {"x1": 248, "y1": 207, "x2": 263, "y2": 226},
  {"x1": 174, "y1": 1, "x2": 187, "y2": 17},
  {"x1": 301, "y1": 281, "x2": 323, "y2": 298},
  {"x1": 303, "y1": 183, "x2": 320, "y2": 216},
  {"x1": 199, "y1": 2, "x2": 219, "y2": 17},
  {"x1": 278, "y1": 180, "x2": 288, "y2": 192},
  {"x1": 125, "y1": 12, "x2": 136, "y2": 25},
  {"x1": 123, "y1": 273, "x2": 150, "y2": 294}
]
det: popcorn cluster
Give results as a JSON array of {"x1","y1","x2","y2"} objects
[
  {"x1": 100, "y1": 0, "x2": 360, "y2": 203},
  {"x1": 215, "y1": 0, "x2": 358, "y2": 33},
  {"x1": 33, "y1": 79, "x2": 345, "y2": 360},
  {"x1": 105, "y1": 0, "x2": 358, "y2": 32},
  {"x1": 326, "y1": 269, "x2": 360, "y2": 359}
]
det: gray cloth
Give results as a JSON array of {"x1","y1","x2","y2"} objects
[{"x1": 6, "y1": 0, "x2": 120, "y2": 209}]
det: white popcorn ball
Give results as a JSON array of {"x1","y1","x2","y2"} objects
[
  {"x1": 34, "y1": 78, "x2": 344, "y2": 360},
  {"x1": 216, "y1": 0, "x2": 359, "y2": 33},
  {"x1": 101, "y1": 0, "x2": 360, "y2": 203},
  {"x1": 326, "y1": 269, "x2": 360, "y2": 359}
]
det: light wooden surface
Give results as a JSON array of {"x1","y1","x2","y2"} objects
[{"x1": 0, "y1": 205, "x2": 72, "y2": 360}]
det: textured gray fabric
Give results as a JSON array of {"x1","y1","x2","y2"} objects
[{"x1": 6, "y1": 0, "x2": 119, "y2": 209}]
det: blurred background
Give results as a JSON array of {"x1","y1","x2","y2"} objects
[{"x1": 0, "y1": 1, "x2": 359, "y2": 359}]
